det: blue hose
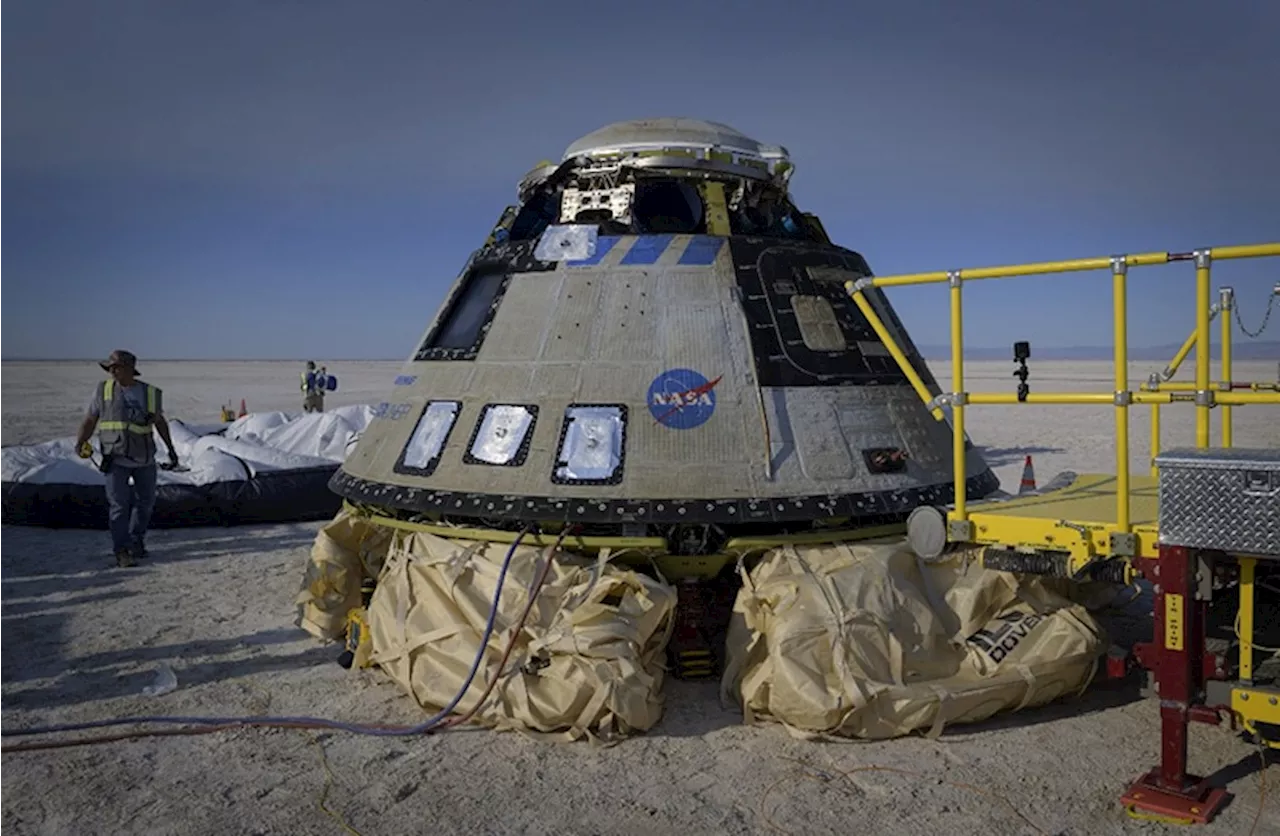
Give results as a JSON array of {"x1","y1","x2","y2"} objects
[{"x1": 3, "y1": 529, "x2": 530, "y2": 739}]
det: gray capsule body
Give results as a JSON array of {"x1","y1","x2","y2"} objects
[{"x1": 331, "y1": 119, "x2": 998, "y2": 530}]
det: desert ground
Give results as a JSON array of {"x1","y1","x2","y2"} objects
[{"x1": 2, "y1": 358, "x2": 1278, "y2": 836}]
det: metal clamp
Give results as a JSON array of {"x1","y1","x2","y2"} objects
[
  {"x1": 1194, "y1": 248, "x2": 1212, "y2": 269},
  {"x1": 947, "y1": 518, "x2": 974, "y2": 542},
  {"x1": 1114, "y1": 390, "x2": 1132, "y2": 406},
  {"x1": 1110, "y1": 255, "x2": 1128, "y2": 275},
  {"x1": 1194, "y1": 389, "x2": 1215, "y2": 407},
  {"x1": 947, "y1": 270, "x2": 962, "y2": 288},
  {"x1": 1110, "y1": 531, "x2": 1137, "y2": 557},
  {"x1": 849, "y1": 276, "x2": 875, "y2": 294},
  {"x1": 1219, "y1": 286, "x2": 1235, "y2": 310},
  {"x1": 926, "y1": 391, "x2": 968, "y2": 411}
]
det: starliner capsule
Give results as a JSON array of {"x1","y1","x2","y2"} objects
[{"x1": 330, "y1": 119, "x2": 1000, "y2": 672}]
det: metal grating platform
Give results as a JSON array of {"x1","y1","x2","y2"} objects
[{"x1": 951, "y1": 473, "x2": 1161, "y2": 559}]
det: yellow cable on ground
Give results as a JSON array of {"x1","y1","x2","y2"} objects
[{"x1": 312, "y1": 734, "x2": 363, "y2": 836}]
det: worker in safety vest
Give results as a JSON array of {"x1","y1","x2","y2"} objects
[
  {"x1": 74, "y1": 350, "x2": 180, "y2": 568},
  {"x1": 316, "y1": 365, "x2": 330, "y2": 411},
  {"x1": 301, "y1": 360, "x2": 326, "y2": 413}
]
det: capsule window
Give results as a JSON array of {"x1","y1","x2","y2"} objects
[
  {"x1": 395, "y1": 400, "x2": 462, "y2": 477},
  {"x1": 792, "y1": 295, "x2": 847, "y2": 352},
  {"x1": 418, "y1": 266, "x2": 507, "y2": 354},
  {"x1": 464, "y1": 404, "x2": 538, "y2": 467},
  {"x1": 552, "y1": 405, "x2": 627, "y2": 485}
]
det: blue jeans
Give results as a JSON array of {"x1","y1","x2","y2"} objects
[{"x1": 104, "y1": 462, "x2": 158, "y2": 554}]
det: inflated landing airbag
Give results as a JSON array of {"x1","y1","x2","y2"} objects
[
  {"x1": 294, "y1": 512, "x2": 677, "y2": 744},
  {"x1": 1, "y1": 406, "x2": 374, "y2": 528},
  {"x1": 720, "y1": 541, "x2": 1107, "y2": 739}
]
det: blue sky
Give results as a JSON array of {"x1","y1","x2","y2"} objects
[{"x1": 3, "y1": 0, "x2": 1278, "y2": 360}]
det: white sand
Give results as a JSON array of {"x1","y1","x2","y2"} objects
[{"x1": 3, "y1": 359, "x2": 1278, "y2": 835}]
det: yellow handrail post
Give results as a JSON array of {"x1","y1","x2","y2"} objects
[
  {"x1": 1150, "y1": 388, "x2": 1161, "y2": 479},
  {"x1": 950, "y1": 271, "x2": 967, "y2": 522},
  {"x1": 844, "y1": 282, "x2": 946, "y2": 421},
  {"x1": 1161, "y1": 323, "x2": 1205, "y2": 382},
  {"x1": 1194, "y1": 250, "x2": 1212, "y2": 448},
  {"x1": 1112, "y1": 258, "x2": 1130, "y2": 533},
  {"x1": 1220, "y1": 287, "x2": 1234, "y2": 448}
]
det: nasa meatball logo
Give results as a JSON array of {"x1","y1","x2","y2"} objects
[{"x1": 647, "y1": 368, "x2": 722, "y2": 430}]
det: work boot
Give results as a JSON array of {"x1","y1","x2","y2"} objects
[
  {"x1": 132, "y1": 542, "x2": 148, "y2": 561},
  {"x1": 115, "y1": 549, "x2": 138, "y2": 568}
]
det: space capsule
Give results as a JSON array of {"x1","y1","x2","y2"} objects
[{"x1": 331, "y1": 118, "x2": 1000, "y2": 562}]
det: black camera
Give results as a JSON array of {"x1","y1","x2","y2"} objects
[{"x1": 1013, "y1": 341, "x2": 1031, "y2": 402}]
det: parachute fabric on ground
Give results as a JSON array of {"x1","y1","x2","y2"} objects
[
  {"x1": 720, "y1": 541, "x2": 1107, "y2": 740},
  {"x1": 1, "y1": 405, "x2": 375, "y2": 528},
  {"x1": 363, "y1": 529, "x2": 676, "y2": 744}
]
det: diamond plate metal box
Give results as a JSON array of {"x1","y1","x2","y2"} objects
[{"x1": 1156, "y1": 447, "x2": 1280, "y2": 557}]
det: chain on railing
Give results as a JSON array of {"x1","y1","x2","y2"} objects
[{"x1": 1234, "y1": 285, "x2": 1277, "y2": 338}]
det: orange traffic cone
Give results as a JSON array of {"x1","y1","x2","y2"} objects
[
  {"x1": 239, "y1": 398, "x2": 248, "y2": 418},
  {"x1": 1018, "y1": 455, "x2": 1036, "y2": 494}
]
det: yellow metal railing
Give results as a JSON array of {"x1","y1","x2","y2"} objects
[
  {"x1": 1139, "y1": 292, "x2": 1280, "y2": 475},
  {"x1": 844, "y1": 242, "x2": 1280, "y2": 545}
]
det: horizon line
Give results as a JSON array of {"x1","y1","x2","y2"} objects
[
  {"x1": 4, "y1": 339, "x2": 1277, "y2": 364},
  {"x1": 3, "y1": 342, "x2": 1277, "y2": 364}
]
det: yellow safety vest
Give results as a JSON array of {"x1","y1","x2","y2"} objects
[{"x1": 98, "y1": 379, "x2": 160, "y2": 461}]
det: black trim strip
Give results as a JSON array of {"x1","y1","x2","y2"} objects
[{"x1": 329, "y1": 467, "x2": 1001, "y2": 526}]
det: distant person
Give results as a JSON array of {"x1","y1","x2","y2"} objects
[
  {"x1": 74, "y1": 350, "x2": 180, "y2": 568},
  {"x1": 316, "y1": 365, "x2": 330, "y2": 412},
  {"x1": 301, "y1": 360, "x2": 325, "y2": 413}
]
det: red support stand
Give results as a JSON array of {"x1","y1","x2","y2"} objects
[{"x1": 1121, "y1": 545, "x2": 1230, "y2": 824}]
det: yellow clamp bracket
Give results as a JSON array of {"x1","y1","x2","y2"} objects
[{"x1": 1231, "y1": 688, "x2": 1280, "y2": 744}]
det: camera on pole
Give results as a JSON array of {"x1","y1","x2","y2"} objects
[{"x1": 1013, "y1": 341, "x2": 1031, "y2": 402}]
